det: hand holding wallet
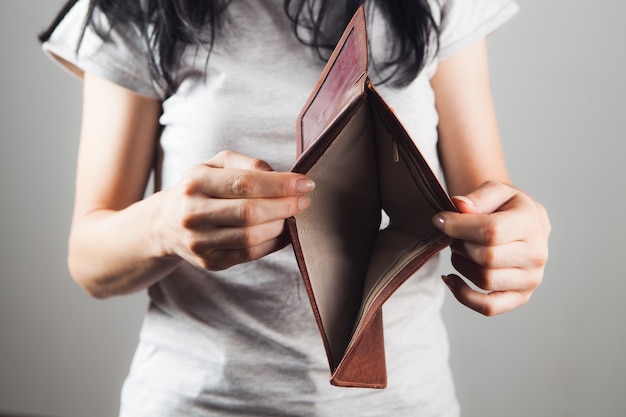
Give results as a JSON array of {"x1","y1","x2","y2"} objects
[{"x1": 287, "y1": 5, "x2": 457, "y2": 388}]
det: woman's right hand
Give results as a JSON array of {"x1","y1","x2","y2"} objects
[
  {"x1": 159, "y1": 150, "x2": 315, "y2": 271},
  {"x1": 69, "y1": 73, "x2": 312, "y2": 297}
]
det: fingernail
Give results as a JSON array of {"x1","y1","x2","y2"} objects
[
  {"x1": 296, "y1": 179, "x2": 315, "y2": 194},
  {"x1": 441, "y1": 275, "x2": 453, "y2": 288},
  {"x1": 432, "y1": 214, "x2": 445, "y2": 230},
  {"x1": 451, "y1": 195, "x2": 474, "y2": 207},
  {"x1": 298, "y1": 196, "x2": 311, "y2": 211}
]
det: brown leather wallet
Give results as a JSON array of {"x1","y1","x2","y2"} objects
[{"x1": 287, "y1": 6, "x2": 457, "y2": 388}]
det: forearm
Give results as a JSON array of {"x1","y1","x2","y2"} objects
[
  {"x1": 68, "y1": 190, "x2": 182, "y2": 299},
  {"x1": 67, "y1": 75, "x2": 313, "y2": 298},
  {"x1": 430, "y1": 39, "x2": 549, "y2": 315},
  {"x1": 432, "y1": 38, "x2": 509, "y2": 195}
]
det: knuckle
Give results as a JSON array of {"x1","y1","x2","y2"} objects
[
  {"x1": 179, "y1": 164, "x2": 209, "y2": 196},
  {"x1": 216, "y1": 149, "x2": 234, "y2": 160},
  {"x1": 240, "y1": 245, "x2": 268, "y2": 264},
  {"x1": 530, "y1": 241, "x2": 549, "y2": 268},
  {"x1": 532, "y1": 250, "x2": 549, "y2": 269},
  {"x1": 477, "y1": 271, "x2": 498, "y2": 292},
  {"x1": 186, "y1": 232, "x2": 205, "y2": 256},
  {"x1": 229, "y1": 173, "x2": 255, "y2": 196},
  {"x1": 198, "y1": 257, "x2": 216, "y2": 271},
  {"x1": 178, "y1": 201, "x2": 197, "y2": 228},
  {"x1": 208, "y1": 259, "x2": 229, "y2": 271},
  {"x1": 479, "y1": 221, "x2": 501, "y2": 244},
  {"x1": 527, "y1": 269, "x2": 544, "y2": 290},
  {"x1": 250, "y1": 158, "x2": 272, "y2": 171},
  {"x1": 198, "y1": 257, "x2": 212, "y2": 270},
  {"x1": 240, "y1": 247, "x2": 257, "y2": 262},
  {"x1": 180, "y1": 173, "x2": 198, "y2": 196},
  {"x1": 199, "y1": 253, "x2": 229, "y2": 271},
  {"x1": 207, "y1": 249, "x2": 253, "y2": 271},
  {"x1": 179, "y1": 216, "x2": 194, "y2": 229},
  {"x1": 236, "y1": 201, "x2": 260, "y2": 225},
  {"x1": 474, "y1": 245, "x2": 496, "y2": 267},
  {"x1": 238, "y1": 227, "x2": 263, "y2": 247},
  {"x1": 479, "y1": 303, "x2": 499, "y2": 317}
]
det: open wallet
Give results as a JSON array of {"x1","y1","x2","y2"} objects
[{"x1": 287, "y1": 6, "x2": 458, "y2": 388}]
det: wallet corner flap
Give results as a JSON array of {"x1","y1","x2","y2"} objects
[
  {"x1": 296, "y1": 5, "x2": 368, "y2": 158},
  {"x1": 330, "y1": 309, "x2": 387, "y2": 389}
]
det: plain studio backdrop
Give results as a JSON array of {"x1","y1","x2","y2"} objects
[{"x1": 1, "y1": 1, "x2": 624, "y2": 416}]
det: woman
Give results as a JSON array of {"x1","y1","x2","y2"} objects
[{"x1": 40, "y1": 0, "x2": 550, "y2": 415}]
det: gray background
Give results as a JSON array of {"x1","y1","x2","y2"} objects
[{"x1": 1, "y1": 0, "x2": 624, "y2": 416}]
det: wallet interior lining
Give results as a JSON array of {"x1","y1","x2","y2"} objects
[
  {"x1": 296, "y1": 101, "x2": 381, "y2": 366},
  {"x1": 295, "y1": 94, "x2": 449, "y2": 368},
  {"x1": 355, "y1": 99, "x2": 445, "y2": 321}
]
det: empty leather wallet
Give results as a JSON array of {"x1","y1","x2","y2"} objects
[{"x1": 287, "y1": 5, "x2": 457, "y2": 388}]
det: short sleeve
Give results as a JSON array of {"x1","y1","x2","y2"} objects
[
  {"x1": 42, "y1": 0, "x2": 163, "y2": 99},
  {"x1": 436, "y1": 0, "x2": 519, "y2": 60}
]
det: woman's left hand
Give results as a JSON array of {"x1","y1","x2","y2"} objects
[{"x1": 433, "y1": 181, "x2": 551, "y2": 316}]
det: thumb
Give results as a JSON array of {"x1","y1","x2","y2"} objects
[{"x1": 451, "y1": 181, "x2": 517, "y2": 215}]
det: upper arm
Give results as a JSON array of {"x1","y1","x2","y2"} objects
[
  {"x1": 74, "y1": 72, "x2": 162, "y2": 218},
  {"x1": 431, "y1": 38, "x2": 510, "y2": 196}
]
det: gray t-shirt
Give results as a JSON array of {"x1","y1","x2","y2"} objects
[{"x1": 44, "y1": 1, "x2": 518, "y2": 416}]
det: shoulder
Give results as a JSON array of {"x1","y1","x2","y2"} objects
[
  {"x1": 42, "y1": 0, "x2": 163, "y2": 99},
  {"x1": 435, "y1": 0, "x2": 519, "y2": 60}
]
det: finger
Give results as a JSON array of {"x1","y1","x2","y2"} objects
[
  {"x1": 206, "y1": 150, "x2": 275, "y2": 172},
  {"x1": 199, "y1": 234, "x2": 291, "y2": 271},
  {"x1": 450, "y1": 180, "x2": 520, "y2": 215},
  {"x1": 433, "y1": 209, "x2": 531, "y2": 245},
  {"x1": 451, "y1": 239, "x2": 547, "y2": 270},
  {"x1": 442, "y1": 274, "x2": 532, "y2": 316},
  {"x1": 183, "y1": 164, "x2": 315, "y2": 199},
  {"x1": 450, "y1": 253, "x2": 544, "y2": 292},
  {"x1": 187, "y1": 220, "x2": 287, "y2": 253},
  {"x1": 182, "y1": 195, "x2": 310, "y2": 227},
  {"x1": 433, "y1": 181, "x2": 534, "y2": 243}
]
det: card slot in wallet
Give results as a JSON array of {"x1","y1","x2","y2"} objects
[{"x1": 288, "y1": 5, "x2": 457, "y2": 388}]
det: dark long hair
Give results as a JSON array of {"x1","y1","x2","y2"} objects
[{"x1": 39, "y1": 0, "x2": 440, "y2": 94}]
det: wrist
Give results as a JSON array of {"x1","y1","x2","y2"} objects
[{"x1": 148, "y1": 189, "x2": 182, "y2": 261}]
